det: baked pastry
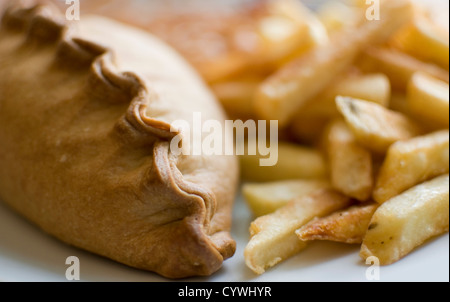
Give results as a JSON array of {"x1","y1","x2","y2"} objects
[{"x1": 0, "y1": 1, "x2": 238, "y2": 278}]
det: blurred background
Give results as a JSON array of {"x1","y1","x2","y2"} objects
[{"x1": 1, "y1": 0, "x2": 448, "y2": 148}]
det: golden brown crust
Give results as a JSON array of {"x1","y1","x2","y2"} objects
[
  {"x1": 0, "y1": 1, "x2": 238, "y2": 278},
  {"x1": 296, "y1": 203, "x2": 378, "y2": 244}
]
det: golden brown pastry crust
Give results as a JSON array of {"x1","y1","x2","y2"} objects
[{"x1": 0, "y1": 1, "x2": 238, "y2": 278}]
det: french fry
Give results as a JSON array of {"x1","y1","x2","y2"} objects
[
  {"x1": 210, "y1": 0, "x2": 329, "y2": 117},
  {"x1": 290, "y1": 73, "x2": 391, "y2": 144},
  {"x1": 259, "y1": 0, "x2": 329, "y2": 68},
  {"x1": 296, "y1": 203, "x2": 378, "y2": 244},
  {"x1": 289, "y1": 115, "x2": 330, "y2": 145},
  {"x1": 245, "y1": 189, "x2": 352, "y2": 275},
  {"x1": 407, "y1": 72, "x2": 449, "y2": 128},
  {"x1": 389, "y1": 92, "x2": 445, "y2": 132},
  {"x1": 254, "y1": 0, "x2": 414, "y2": 126},
  {"x1": 336, "y1": 97, "x2": 423, "y2": 154},
  {"x1": 211, "y1": 76, "x2": 261, "y2": 118},
  {"x1": 391, "y1": 16, "x2": 449, "y2": 69},
  {"x1": 317, "y1": 1, "x2": 360, "y2": 33},
  {"x1": 299, "y1": 73, "x2": 392, "y2": 119},
  {"x1": 240, "y1": 141, "x2": 327, "y2": 182},
  {"x1": 360, "y1": 174, "x2": 449, "y2": 265},
  {"x1": 388, "y1": 92, "x2": 410, "y2": 115},
  {"x1": 243, "y1": 179, "x2": 330, "y2": 217},
  {"x1": 373, "y1": 130, "x2": 449, "y2": 204},
  {"x1": 358, "y1": 47, "x2": 450, "y2": 91},
  {"x1": 326, "y1": 120, "x2": 373, "y2": 201}
]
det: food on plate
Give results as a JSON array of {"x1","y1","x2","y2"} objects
[
  {"x1": 325, "y1": 119, "x2": 373, "y2": 201},
  {"x1": 296, "y1": 203, "x2": 378, "y2": 244},
  {"x1": 80, "y1": 0, "x2": 328, "y2": 85},
  {"x1": 241, "y1": 0, "x2": 449, "y2": 275},
  {"x1": 290, "y1": 72, "x2": 391, "y2": 144},
  {"x1": 152, "y1": 0, "x2": 327, "y2": 84},
  {"x1": 296, "y1": 72, "x2": 391, "y2": 119},
  {"x1": 407, "y1": 72, "x2": 450, "y2": 128},
  {"x1": 0, "y1": 1, "x2": 238, "y2": 279},
  {"x1": 1, "y1": 0, "x2": 449, "y2": 280},
  {"x1": 388, "y1": 92, "x2": 410, "y2": 116},
  {"x1": 336, "y1": 97, "x2": 423, "y2": 154},
  {"x1": 254, "y1": 0, "x2": 414, "y2": 126},
  {"x1": 357, "y1": 47, "x2": 449, "y2": 91},
  {"x1": 361, "y1": 174, "x2": 449, "y2": 265},
  {"x1": 373, "y1": 130, "x2": 449, "y2": 203},
  {"x1": 210, "y1": 75, "x2": 263, "y2": 119},
  {"x1": 390, "y1": 15, "x2": 449, "y2": 69},
  {"x1": 243, "y1": 179, "x2": 330, "y2": 217},
  {"x1": 317, "y1": 0, "x2": 360, "y2": 33},
  {"x1": 244, "y1": 189, "x2": 352, "y2": 275},
  {"x1": 289, "y1": 114, "x2": 331, "y2": 145},
  {"x1": 240, "y1": 141, "x2": 327, "y2": 182}
]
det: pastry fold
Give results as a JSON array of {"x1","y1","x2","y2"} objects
[{"x1": 0, "y1": 1, "x2": 238, "y2": 278}]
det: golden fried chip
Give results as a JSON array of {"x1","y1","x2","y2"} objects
[
  {"x1": 361, "y1": 175, "x2": 449, "y2": 265},
  {"x1": 296, "y1": 203, "x2": 378, "y2": 244}
]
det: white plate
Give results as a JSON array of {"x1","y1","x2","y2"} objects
[{"x1": 0, "y1": 193, "x2": 448, "y2": 282}]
